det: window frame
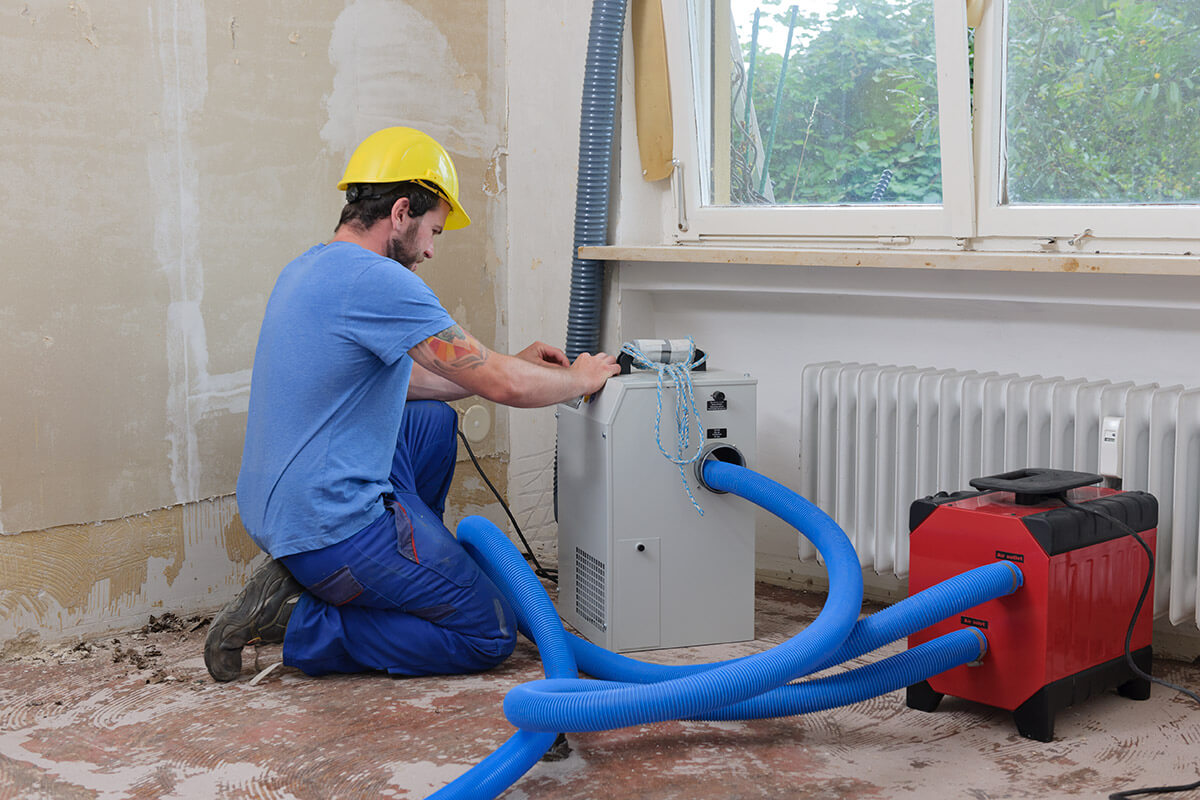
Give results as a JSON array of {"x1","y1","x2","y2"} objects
[
  {"x1": 972, "y1": 0, "x2": 1200, "y2": 246},
  {"x1": 663, "y1": 0, "x2": 1200, "y2": 255}
]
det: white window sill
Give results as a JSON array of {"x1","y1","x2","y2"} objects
[{"x1": 578, "y1": 245, "x2": 1200, "y2": 277}]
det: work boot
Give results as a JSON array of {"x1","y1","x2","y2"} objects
[{"x1": 204, "y1": 559, "x2": 302, "y2": 682}]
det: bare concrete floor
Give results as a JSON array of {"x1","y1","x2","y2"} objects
[{"x1": 2, "y1": 582, "x2": 1199, "y2": 800}]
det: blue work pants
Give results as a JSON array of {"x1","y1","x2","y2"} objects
[{"x1": 279, "y1": 401, "x2": 518, "y2": 676}]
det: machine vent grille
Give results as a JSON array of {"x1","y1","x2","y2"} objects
[
  {"x1": 800, "y1": 361, "x2": 1200, "y2": 629},
  {"x1": 574, "y1": 547, "x2": 607, "y2": 631}
]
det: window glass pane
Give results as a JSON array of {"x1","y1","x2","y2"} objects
[
  {"x1": 1005, "y1": 0, "x2": 1200, "y2": 205},
  {"x1": 719, "y1": 0, "x2": 942, "y2": 206}
]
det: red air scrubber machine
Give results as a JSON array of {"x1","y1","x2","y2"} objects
[{"x1": 906, "y1": 468, "x2": 1157, "y2": 742}]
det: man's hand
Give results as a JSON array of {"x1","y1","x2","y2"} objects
[
  {"x1": 516, "y1": 341, "x2": 571, "y2": 368},
  {"x1": 569, "y1": 351, "x2": 621, "y2": 396}
]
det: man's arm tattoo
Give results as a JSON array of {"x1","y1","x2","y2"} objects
[{"x1": 418, "y1": 325, "x2": 489, "y2": 376}]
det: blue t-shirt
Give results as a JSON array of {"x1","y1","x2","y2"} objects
[{"x1": 236, "y1": 242, "x2": 455, "y2": 557}]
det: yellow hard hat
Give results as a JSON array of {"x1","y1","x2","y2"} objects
[{"x1": 337, "y1": 127, "x2": 471, "y2": 230}]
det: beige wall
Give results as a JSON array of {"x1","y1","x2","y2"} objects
[
  {"x1": 503, "y1": 1, "x2": 593, "y2": 558},
  {"x1": 1, "y1": 0, "x2": 507, "y2": 644}
]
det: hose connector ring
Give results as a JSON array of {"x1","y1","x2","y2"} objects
[{"x1": 695, "y1": 443, "x2": 747, "y2": 493}]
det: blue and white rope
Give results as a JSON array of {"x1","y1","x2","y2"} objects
[{"x1": 619, "y1": 338, "x2": 709, "y2": 515}]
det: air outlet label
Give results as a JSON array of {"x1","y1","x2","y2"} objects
[{"x1": 995, "y1": 550, "x2": 1025, "y2": 563}]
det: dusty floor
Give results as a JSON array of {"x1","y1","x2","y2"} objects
[{"x1": 2, "y1": 582, "x2": 1199, "y2": 800}]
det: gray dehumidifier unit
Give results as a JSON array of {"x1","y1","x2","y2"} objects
[{"x1": 556, "y1": 349, "x2": 757, "y2": 652}]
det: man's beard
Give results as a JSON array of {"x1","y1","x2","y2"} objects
[{"x1": 386, "y1": 230, "x2": 420, "y2": 269}]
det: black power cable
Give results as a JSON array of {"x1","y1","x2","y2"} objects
[
  {"x1": 1055, "y1": 496, "x2": 1200, "y2": 800},
  {"x1": 456, "y1": 427, "x2": 558, "y2": 584}
]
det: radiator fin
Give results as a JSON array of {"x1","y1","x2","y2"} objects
[{"x1": 799, "y1": 362, "x2": 1200, "y2": 628}]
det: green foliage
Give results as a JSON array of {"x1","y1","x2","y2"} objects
[
  {"x1": 731, "y1": 0, "x2": 941, "y2": 205},
  {"x1": 1005, "y1": 0, "x2": 1200, "y2": 203},
  {"x1": 729, "y1": 0, "x2": 1200, "y2": 207}
]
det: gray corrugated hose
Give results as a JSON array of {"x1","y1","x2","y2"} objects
[{"x1": 565, "y1": 0, "x2": 628, "y2": 360}]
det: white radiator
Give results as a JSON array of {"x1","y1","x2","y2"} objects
[{"x1": 798, "y1": 361, "x2": 1200, "y2": 628}]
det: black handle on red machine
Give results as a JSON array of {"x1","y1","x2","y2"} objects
[{"x1": 968, "y1": 468, "x2": 1103, "y2": 506}]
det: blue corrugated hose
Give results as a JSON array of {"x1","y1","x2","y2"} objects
[
  {"x1": 427, "y1": 461, "x2": 1022, "y2": 798},
  {"x1": 565, "y1": 558, "x2": 1021, "y2": 687}
]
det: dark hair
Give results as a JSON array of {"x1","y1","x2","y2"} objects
[{"x1": 336, "y1": 181, "x2": 441, "y2": 231}]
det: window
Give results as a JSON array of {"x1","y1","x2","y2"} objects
[
  {"x1": 721, "y1": 0, "x2": 942, "y2": 207},
  {"x1": 1003, "y1": 1, "x2": 1200, "y2": 205},
  {"x1": 666, "y1": 0, "x2": 1200, "y2": 252}
]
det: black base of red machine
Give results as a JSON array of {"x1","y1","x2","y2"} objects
[
  {"x1": 905, "y1": 468, "x2": 1157, "y2": 742},
  {"x1": 906, "y1": 645, "x2": 1152, "y2": 742}
]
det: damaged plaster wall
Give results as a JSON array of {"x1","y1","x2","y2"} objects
[
  {"x1": 503, "y1": 2, "x2": 592, "y2": 563},
  {"x1": 1, "y1": 0, "x2": 507, "y2": 646}
]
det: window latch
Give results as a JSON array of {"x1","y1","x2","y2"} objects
[{"x1": 1068, "y1": 228, "x2": 1094, "y2": 247}]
